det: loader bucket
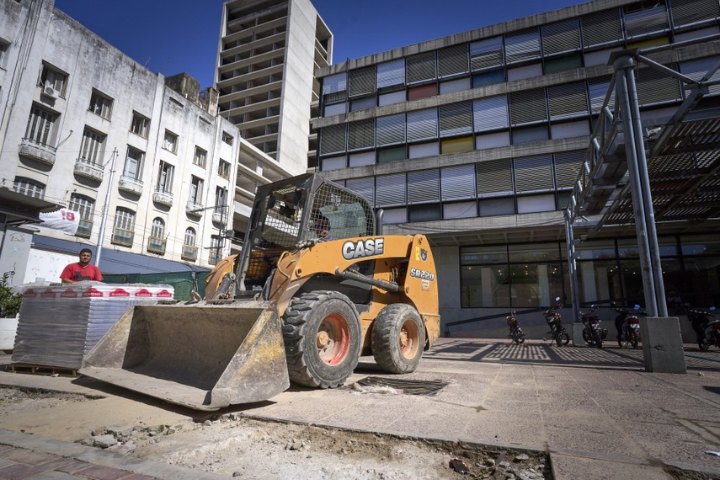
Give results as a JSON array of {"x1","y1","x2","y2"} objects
[{"x1": 80, "y1": 300, "x2": 290, "y2": 411}]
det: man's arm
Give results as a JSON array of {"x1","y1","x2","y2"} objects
[
  {"x1": 61, "y1": 277, "x2": 75, "y2": 284},
  {"x1": 60, "y1": 264, "x2": 75, "y2": 283}
]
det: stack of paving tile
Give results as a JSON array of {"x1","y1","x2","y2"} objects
[{"x1": 11, "y1": 283, "x2": 174, "y2": 369}]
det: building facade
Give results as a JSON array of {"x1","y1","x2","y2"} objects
[
  {"x1": 215, "y1": 0, "x2": 333, "y2": 175},
  {"x1": 312, "y1": 0, "x2": 720, "y2": 335},
  {"x1": 0, "y1": 0, "x2": 288, "y2": 284}
]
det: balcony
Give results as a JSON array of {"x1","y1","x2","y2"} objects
[
  {"x1": 152, "y1": 189, "x2": 173, "y2": 207},
  {"x1": 19, "y1": 138, "x2": 56, "y2": 166},
  {"x1": 208, "y1": 252, "x2": 221, "y2": 265},
  {"x1": 74, "y1": 158, "x2": 104, "y2": 182},
  {"x1": 147, "y1": 236, "x2": 166, "y2": 255},
  {"x1": 118, "y1": 176, "x2": 143, "y2": 196},
  {"x1": 76, "y1": 219, "x2": 93, "y2": 238},
  {"x1": 181, "y1": 244, "x2": 198, "y2": 261},
  {"x1": 186, "y1": 201, "x2": 204, "y2": 216},
  {"x1": 212, "y1": 210, "x2": 226, "y2": 224},
  {"x1": 111, "y1": 227, "x2": 134, "y2": 247}
]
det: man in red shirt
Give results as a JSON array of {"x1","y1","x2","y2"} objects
[{"x1": 60, "y1": 248, "x2": 103, "y2": 283}]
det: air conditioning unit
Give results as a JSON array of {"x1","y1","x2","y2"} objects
[{"x1": 43, "y1": 83, "x2": 59, "y2": 99}]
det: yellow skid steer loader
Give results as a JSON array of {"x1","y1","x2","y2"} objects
[{"x1": 81, "y1": 174, "x2": 440, "y2": 410}]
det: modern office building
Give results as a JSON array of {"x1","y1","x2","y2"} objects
[
  {"x1": 0, "y1": 0, "x2": 291, "y2": 285},
  {"x1": 215, "y1": 0, "x2": 333, "y2": 176},
  {"x1": 312, "y1": 0, "x2": 720, "y2": 336}
]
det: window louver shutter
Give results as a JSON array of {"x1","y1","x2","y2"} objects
[
  {"x1": 347, "y1": 119, "x2": 375, "y2": 150},
  {"x1": 671, "y1": 0, "x2": 720, "y2": 27},
  {"x1": 376, "y1": 174, "x2": 406, "y2": 207},
  {"x1": 476, "y1": 159, "x2": 514, "y2": 196},
  {"x1": 554, "y1": 150, "x2": 584, "y2": 188},
  {"x1": 322, "y1": 73, "x2": 347, "y2": 95},
  {"x1": 680, "y1": 57, "x2": 720, "y2": 95},
  {"x1": 541, "y1": 19, "x2": 581, "y2": 55},
  {"x1": 588, "y1": 76, "x2": 613, "y2": 113},
  {"x1": 438, "y1": 45, "x2": 469, "y2": 78},
  {"x1": 441, "y1": 165, "x2": 476, "y2": 201},
  {"x1": 514, "y1": 155, "x2": 554, "y2": 193},
  {"x1": 470, "y1": 36, "x2": 504, "y2": 71},
  {"x1": 407, "y1": 108, "x2": 438, "y2": 142},
  {"x1": 473, "y1": 96, "x2": 509, "y2": 131},
  {"x1": 636, "y1": 67, "x2": 682, "y2": 105},
  {"x1": 324, "y1": 91, "x2": 346, "y2": 105},
  {"x1": 505, "y1": 30, "x2": 541, "y2": 63},
  {"x1": 439, "y1": 102, "x2": 473, "y2": 137},
  {"x1": 407, "y1": 169, "x2": 440, "y2": 204},
  {"x1": 320, "y1": 124, "x2": 346, "y2": 155},
  {"x1": 623, "y1": 5, "x2": 668, "y2": 39},
  {"x1": 346, "y1": 177, "x2": 375, "y2": 207},
  {"x1": 377, "y1": 59, "x2": 405, "y2": 89},
  {"x1": 581, "y1": 9, "x2": 623, "y2": 47},
  {"x1": 509, "y1": 89, "x2": 547, "y2": 125},
  {"x1": 407, "y1": 52, "x2": 437, "y2": 84},
  {"x1": 376, "y1": 114, "x2": 406, "y2": 146},
  {"x1": 348, "y1": 67, "x2": 376, "y2": 97},
  {"x1": 547, "y1": 81, "x2": 589, "y2": 120}
]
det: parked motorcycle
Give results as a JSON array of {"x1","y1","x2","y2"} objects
[
  {"x1": 581, "y1": 305, "x2": 608, "y2": 349},
  {"x1": 544, "y1": 297, "x2": 570, "y2": 347},
  {"x1": 613, "y1": 304, "x2": 644, "y2": 349},
  {"x1": 506, "y1": 311, "x2": 525, "y2": 345},
  {"x1": 688, "y1": 306, "x2": 719, "y2": 351}
]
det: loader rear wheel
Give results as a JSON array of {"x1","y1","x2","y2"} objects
[
  {"x1": 283, "y1": 291, "x2": 361, "y2": 388},
  {"x1": 372, "y1": 304, "x2": 425, "y2": 374}
]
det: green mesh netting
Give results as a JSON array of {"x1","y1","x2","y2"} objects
[{"x1": 102, "y1": 271, "x2": 210, "y2": 300}]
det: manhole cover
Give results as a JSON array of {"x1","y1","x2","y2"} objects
[{"x1": 353, "y1": 376, "x2": 448, "y2": 396}]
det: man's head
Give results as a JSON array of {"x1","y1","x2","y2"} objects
[
  {"x1": 314, "y1": 215, "x2": 331, "y2": 239},
  {"x1": 78, "y1": 248, "x2": 92, "y2": 266}
]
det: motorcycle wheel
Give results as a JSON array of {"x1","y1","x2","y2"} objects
[
  {"x1": 582, "y1": 329, "x2": 594, "y2": 346},
  {"x1": 511, "y1": 331, "x2": 519, "y2": 345},
  {"x1": 700, "y1": 341, "x2": 709, "y2": 351},
  {"x1": 630, "y1": 333, "x2": 639, "y2": 349},
  {"x1": 518, "y1": 332, "x2": 525, "y2": 344},
  {"x1": 560, "y1": 330, "x2": 570, "y2": 345},
  {"x1": 593, "y1": 330, "x2": 603, "y2": 349},
  {"x1": 555, "y1": 332, "x2": 563, "y2": 347},
  {"x1": 617, "y1": 335, "x2": 623, "y2": 348}
]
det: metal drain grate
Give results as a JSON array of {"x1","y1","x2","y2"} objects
[{"x1": 354, "y1": 376, "x2": 448, "y2": 396}]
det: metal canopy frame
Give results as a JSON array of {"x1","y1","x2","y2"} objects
[{"x1": 567, "y1": 46, "x2": 720, "y2": 320}]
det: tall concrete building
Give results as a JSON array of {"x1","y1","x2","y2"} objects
[
  {"x1": 313, "y1": 0, "x2": 720, "y2": 336},
  {"x1": 215, "y1": 0, "x2": 333, "y2": 176}
]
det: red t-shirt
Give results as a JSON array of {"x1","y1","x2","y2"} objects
[{"x1": 60, "y1": 263, "x2": 103, "y2": 282}]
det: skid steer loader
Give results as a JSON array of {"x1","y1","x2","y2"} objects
[{"x1": 81, "y1": 174, "x2": 440, "y2": 410}]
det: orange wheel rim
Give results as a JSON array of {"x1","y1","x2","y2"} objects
[
  {"x1": 317, "y1": 313, "x2": 350, "y2": 366},
  {"x1": 399, "y1": 319, "x2": 420, "y2": 359}
]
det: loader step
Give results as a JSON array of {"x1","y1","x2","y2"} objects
[{"x1": 8, "y1": 364, "x2": 79, "y2": 377}]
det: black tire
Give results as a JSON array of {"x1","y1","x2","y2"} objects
[
  {"x1": 630, "y1": 333, "x2": 639, "y2": 349},
  {"x1": 594, "y1": 330, "x2": 603, "y2": 349},
  {"x1": 372, "y1": 304, "x2": 426, "y2": 374},
  {"x1": 510, "y1": 330, "x2": 518, "y2": 345},
  {"x1": 282, "y1": 291, "x2": 361, "y2": 388},
  {"x1": 699, "y1": 338, "x2": 710, "y2": 351},
  {"x1": 582, "y1": 329, "x2": 593, "y2": 346},
  {"x1": 560, "y1": 330, "x2": 570, "y2": 346},
  {"x1": 555, "y1": 330, "x2": 563, "y2": 347},
  {"x1": 518, "y1": 331, "x2": 526, "y2": 344}
]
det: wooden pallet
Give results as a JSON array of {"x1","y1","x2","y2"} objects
[{"x1": 8, "y1": 364, "x2": 79, "y2": 377}]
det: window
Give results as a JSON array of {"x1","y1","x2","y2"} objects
[
  {"x1": 148, "y1": 218, "x2": 166, "y2": 255},
  {"x1": 24, "y1": 104, "x2": 57, "y2": 146},
  {"x1": 123, "y1": 147, "x2": 144, "y2": 180},
  {"x1": 209, "y1": 236, "x2": 223, "y2": 265},
  {"x1": 157, "y1": 161, "x2": 174, "y2": 193},
  {"x1": 189, "y1": 176, "x2": 203, "y2": 205},
  {"x1": 69, "y1": 194, "x2": 95, "y2": 238},
  {"x1": 194, "y1": 147, "x2": 207, "y2": 167},
  {"x1": 0, "y1": 41, "x2": 8, "y2": 69},
  {"x1": 130, "y1": 112, "x2": 149, "y2": 138},
  {"x1": 218, "y1": 159, "x2": 231, "y2": 179},
  {"x1": 163, "y1": 130, "x2": 178, "y2": 154},
  {"x1": 13, "y1": 177, "x2": 45, "y2": 199},
  {"x1": 38, "y1": 63, "x2": 67, "y2": 98},
  {"x1": 78, "y1": 128, "x2": 105, "y2": 165},
  {"x1": 222, "y1": 132, "x2": 234, "y2": 145},
  {"x1": 214, "y1": 186, "x2": 228, "y2": 215},
  {"x1": 112, "y1": 208, "x2": 135, "y2": 247},
  {"x1": 182, "y1": 227, "x2": 198, "y2": 261},
  {"x1": 88, "y1": 90, "x2": 113, "y2": 120}
]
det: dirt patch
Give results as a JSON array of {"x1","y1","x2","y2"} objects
[
  {"x1": 88, "y1": 415, "x2": 550, "y2": 479},
  {"x1": 0, "y1": 386, "x2": 96, "y2": 417}
]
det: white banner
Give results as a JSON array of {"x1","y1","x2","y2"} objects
[{"x1": 38, "y1": 209, "x2": 80, "y2": 235}]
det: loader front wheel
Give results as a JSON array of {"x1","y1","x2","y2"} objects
[
  {"x1": 372, "y1": 304, "x2": 425, "y2": 374},
  {"x1": 283, "y1": 291, "x2": 361, "y2": 388}
]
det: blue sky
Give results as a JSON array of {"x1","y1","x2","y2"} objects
[{"x1": 54, "y1": 0, "x2": 582, "y2": 88}]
